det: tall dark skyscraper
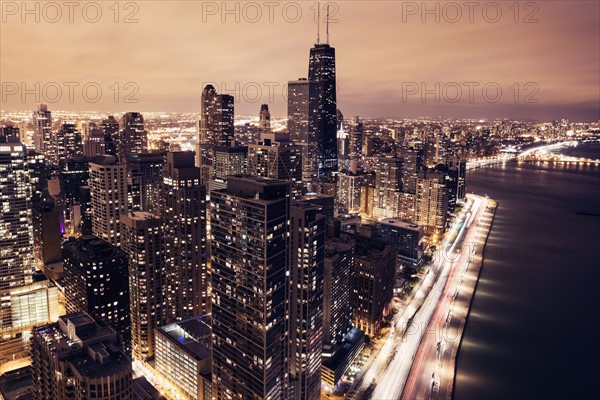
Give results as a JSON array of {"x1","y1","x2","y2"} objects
[
  {"x1": 99, "y1": 115, "x2": 119, "y2": 157},
  {"x1": 210, "y1": 176, "x2": 289, "y2": 399},
  {"x1": 55, "y1": 123, "x2": 82, "y2": 163},
  {"x1": 32, "y1": 104, "x2": 52, "y2": 161},
  {"x1": 163, "y1": 152, "x2": 208, "y2": 321},
  {"x1": 288, "y1": 79, "x2": 318, "y2": 183},
  {"x1": 119, "y1": 112, "x2": 147, "y2": 160},
  {"x1": 289, "y1": 203, "x2": 325, "y2": 400},
  {"x1": 197, "y1": 84, "x2": 235, "y2": 168},
  {"x1": 259, "y1": 103, "x2": 271, "y2": 134},
  {"x1": 125, "y1": 152, "x2": 166, "y2": 215},
  {"x1": 308, "y1": 42, "x2": 338, "y2": 176}
]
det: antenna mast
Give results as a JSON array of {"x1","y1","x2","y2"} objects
[
  {"x1": 316, "y1": 3, "x2": 321, "y2": 44},
  {"x1": 326, "y1": 4, "x2": 330, "y2": 44}
]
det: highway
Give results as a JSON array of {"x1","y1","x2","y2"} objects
[{"x1": 368, "y1": 195, "x2": 487, "y2": 400}]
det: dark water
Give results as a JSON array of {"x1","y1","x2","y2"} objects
[{"x1": 454, "y1": 143, "x2": 600, "y2": 400}]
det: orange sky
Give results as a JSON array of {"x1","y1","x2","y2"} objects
[{"x1": 1, "y1": 1, "x2": 599, "y2": 120}]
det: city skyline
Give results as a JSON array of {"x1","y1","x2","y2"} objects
[{"x1": 1, "y1": 1, "x2": 599, "y2": 121}]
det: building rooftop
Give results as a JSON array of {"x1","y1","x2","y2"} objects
[
  {"x1": 378, "y1": 218, "x2": 423, "y2": 232},
  {"x1": 157, "y1": 314, "x2": 212, "y2": 362}
]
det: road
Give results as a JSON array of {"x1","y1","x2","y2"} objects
[
  {"x1": 401, "y1": 196, "x2": 495, "y2": 400},
  {"x1": 368, "y1": 195, "x2": 488, "y2": 400}
]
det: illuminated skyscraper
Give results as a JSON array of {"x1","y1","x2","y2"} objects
[
  {"x1": 125, "y1": 152, "x2": 166, "y2": 215},
  {"x1": 287, "y1": 78, "x2": 318, "y2": 182},
  {"x1": 415, "y1": 171, "x2": 448, "y2": 234},
  {"x1": 259, "y1": 103, "x2": 271, "y2": 134},
  {"x1": 247, "y1": 132, "x2": 303, "y2": 199},
  {"x1": 32, "y1": 104, "x2": 52, "y2": 160},
  {"x1": 163, "y1": 152, "x2": 209, "y2": 321},
  {"x1": 55, "y1": 123, "x2": 82, "y2": 163},
  {"x1": 62, "y1": 236, "x2": 131, "y2": 352},
  {"x1": 289, "y1": 203, "x2": 325, "y2": 400},
  {"x1": 0, "y1": 141, "x2": 33, "y2": 329},
  {"x1": 197, "y1": 85, "x2": 234, "y2": 168},
  {"x1": 323, "y1": 241, "x2": 354, "y2": 346},
  {"x1": 210, "y1": 176, "x2": 289, "y2": 399},
  {"x1": 119, "y1": 112, "x2": 147, "y2": 160},
  {"x1": 89, "y1": 155, "x2": 127, "y2": 247},
  {"x1": 120, "y1": 211, "x2": 165, "y2": 362},
  {"x1": 308, "y1": 42, "x2": 338, "y2": 175}
]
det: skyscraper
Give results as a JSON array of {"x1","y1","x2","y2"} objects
[
  {"x1": 197, "y1": 84, "x2": 234, "y2": 168},
  {"x1": 210, "y1": 176, "x2": 289, "y2": 399},
  {"x1": 32, "y1": 201, "x2": 62, "y2": 270},
  {"x1": 125, "y1": 151, "x2": 166, "y2": 215},
  {"x1": 415, "y1": 171, "x2": 448, "y2": 235},
  {"x1": 163, "y1": 152, "x2": 209, "y2": 321},
  {"x1": 259, "y1": 103, "x2": 271, "y2": 134},
  {"x1": 120, "y1": 211, "x2": 165, "y2": 362},
  {"x1": 289, "y1": 203, "x2": 325, "y2": 400},
  {"x1": 89, "y1": 155, "x2": 128, "y2": 247},
  {"x1": 99, "y1": 115, "x2": 119, "y2": 157},
  {"x1": 32, "y1": 104, "x2": 52, "y2": 160},
  {"x1": 308, "y1": 42, "x2": 338, "y2": 175},
  {"x1": 323, "y1": 240, "x2": 354, "y2": 346},
  {"x1": 247, "y1": 132, "x2": 303, "y2": 199},
  {"x1": 31, "y1": 312, "x2": 132, "y2": 400},
  {"x1": 287, "y1": 78, "x2": 318, "y2": 182},
  {"x1": 119, "y1": 112, "x2": 147, "y2": 160},
  {"x1": 62, "y1": 236, "x2": 131, "y2": 352},
  {"x1": 0, "y1": 141, "x2": 33, "y2": 329}
]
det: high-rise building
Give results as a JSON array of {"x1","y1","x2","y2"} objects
[
  {"x1": 351, "y1": 236, "x2": 395, "y2": 337},
  {"x1": 0, "y1": 141, "x2": 33, "y2": 329},
  {"x1": 259, "y1": 103, "x2": 271, "y2": 134},
  {"x1": 89, "y1": 155, "x2": 128, "y2": 247},
  {"x1": 287, "y1": 78, "x2": 318, "y2": 182},
  {"x1": 31, "y1": 312, "x2": 132, "y2": 400},
  {"x1": 213, "y1": 146, "x2": 247, "y2": 180},
  {"x1": 120, "y1": 211, "x2": 165, "y2": 362},
  {"x1": 337, "y1": 172, "x2": 362, "y2": 215},
  {"x1": 32, "y1": 201, "x2": 62, "y2": 270},
  {"x1": 372, "y1": 157, "x2": 403, "y2": 219},
  {"x1": 125, "y1": 152, "x2": 166, "y2": 215},
  {"x1": 399, "y1": 147, "x2": 424, "y2": 195},
  {"x1": 210, "y1": 176, "x2": 289, "y2": 399},
  {"x1": 375, "y1": 219, "x2": 425, "y2": 269},
  {"x1": 247, "y1": 132, "x2": 303, "y2": 199},
  {"x1": 32, "y1": 104, "x2": 52, "y2": 160},
  {"x1": 55, "y1": 123, "x2": 82, "y2": 163},
  {"x1": 120, "y1": 112, "x2": 147, "y2": 159},
  {"x1": 62, "y1": 236, "x2": 131, "y2": 352},
  {"x1": 163, "y1": 152, "x2": 209, "y2": 321},
  {"x1": 323, "y1": 240, "x2": 354, "y2": 346},
  {"x1": 289, "y1": 203, "x2": 325, "y2": 400},
  {"x1": 415, "y1": 171, "x2": 448, "y2": 235},
  {"x1": 99, "y1": 115, "x2": 119, "y2": 157},
  {"x1": 26, "y1": 149, "x2": 49, "y2": 206},
  {"x1": 197, "y1": 85, "x2": 234, "y2": 168},
  {"x1": 348, "y1": 116, "x2": 364, "y2": 160},
  {"x1": 308, "y1": 42, "x2": 338, "y2": 176},
  {"x1": 83, "y1": 126, "x2": 108, "y2": 156}
]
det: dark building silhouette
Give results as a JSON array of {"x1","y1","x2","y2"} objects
[{"x1": 197, "y1": 85, "x2": 234, "y2": 168}]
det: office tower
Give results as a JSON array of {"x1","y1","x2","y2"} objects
[
  {"x1": 399, "y1": 147, "x2": 423, "y2": 195},
  {"x1": 31, "y1": 312, "x2": 132, "y2": 400},
  {"x1": 446, "y1": 157, "x2": 466, "y2": 201},
  {"x1": 89, "y1": 155, "x2": 128, "y2": 247},
  {"x1": 197, "y1": 85, "x2": 235, "y2": 168},
  {"x1": 415, "y1": 171, "x2": 448, "y2": 235},
  {"x1": 323, "y1": 241, "x2": 354, "y2": 346},
  {"x1": 120, "y1": 112, "x2": 148, "y2": 160},
  {"x1": 0, "y1": 124, "x2": 20, "y2": 142},
  {"x1": 55, "y1": 123, "x2": 82, "y2": 163},
  {"x1": 83, "y1": 126, "x2": 107, "y2": 156},
  {"x1": 351, "y1": 236, "x2": 395, "y2": 336},
  {"x1": 259, "y1": 103, "x2": 271, "y2": 134},
  {"x1": 32, "y1": 104, "x2": 52, "y2": 159},
  {"x1": 32, "y1": 201, "x2": 62, "y2": 270},
  {"x1": 0, "y1": 141, "x2": 33, "y2": 329},
  {"x1": 163, "y1": 152, "x2": 209, "y2": 321},
  {"x1": 213, "y1": 146, "x2": 247, "y2": 179},
  {"x1": 125, "y1": 152, "x2": 166, "y2": 214},
  {"x1": 61, "y1": 155, "x2": 95, "y2": 235},
  {"x1": 120, "y1": 211, "x2": 165, "y2": 362},
  {"x1": 26, "y1": 149, "x2": 48, "y2": 206},
  {"x1": 247, "y1": 132, "x2": 303, "y2": 199},
  {"x1": 99, "y1": 115, "x2": 119, "y2": 157},
  {"x1": 287, "y1": 78, "x2": 318, "y2": 182},
  {"x1": 337, "y1": 172, "x2": 362, "y2": 215},
  {"x1": 375, "y1": 219, "x2": 425, "y2": 269},
  {"x1": 210, "y1": 176, "x2": 289, "y2": 399},
  {"x1": 308, "y1": 41, "x2": 338, "y2": 175},
  {"x1": 62, "y1": 236, "x2": 131, "y2": 352},
  {"x1": 155, "y1": 315, "x2": 213, "y2": 400},
  {"x1": 372, "y1": 157, "x2": 403, "y2": 219},
  {"x1": 289, "y1": 203, "x2": 325, "y2": 400},
  {"x1": 348, "y1": 116, "x2": 364, "y2": 160}
]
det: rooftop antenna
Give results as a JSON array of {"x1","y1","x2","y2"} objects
[
  {"x1": 326, "y1": 3, "x2": 330, "y2": 44},
  {"x1": 316, "y1": 2, "x2": 320, "y2": 44}
]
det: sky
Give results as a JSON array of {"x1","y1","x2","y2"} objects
[{"x1": 1, "y1": 0, "x2": 599, "y2": 121}]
